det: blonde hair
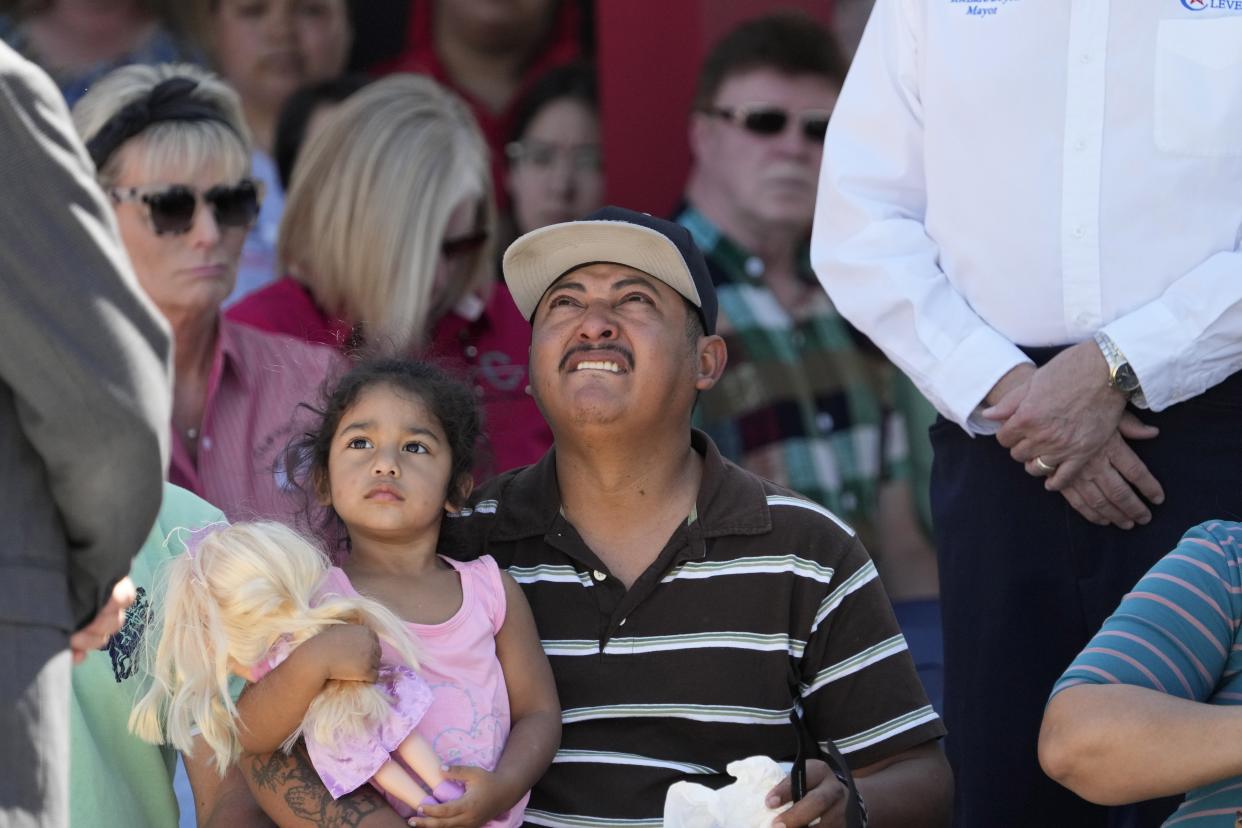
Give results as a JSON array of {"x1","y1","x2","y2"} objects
[
  {"x1": 278, "y1": 74, "x2": 496, "y2": 355},
  {"x1": 129, "y1": 521, "x2": 420, "y2": 774},
  {"x1": 72, "y1": 63, "x2": 251, "y2": 187}
]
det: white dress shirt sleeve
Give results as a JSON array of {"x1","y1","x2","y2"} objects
[
  {"x1": 1104, "y1": 248, "x2": 1242, "y2": 413},
  {"x1": 811, "y1": 0, "x2": 1031, "y2": 434}
]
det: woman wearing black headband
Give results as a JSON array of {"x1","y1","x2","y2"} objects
[
  {"x1": 72, "y1": 64, "x2": 342, "y2": 530},
  {"x1": 68, "y1": 62, "x2": 344, "y2": 825}
]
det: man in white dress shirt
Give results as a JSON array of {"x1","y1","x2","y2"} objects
[{"x1": 813, "y1": 3, "x2": 1242, "y2": 826}]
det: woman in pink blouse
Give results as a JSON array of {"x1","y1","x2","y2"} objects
[
  {"x1": 73, "y1": 63, "x2": 342, "y2": 525},
  {"x1": 227, "y1": 74, "x2": 550, "y2": 477}
]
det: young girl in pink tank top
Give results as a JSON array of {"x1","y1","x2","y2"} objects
[{"x1": 169, "y1": 360, "x2": 559, "y2": 826}]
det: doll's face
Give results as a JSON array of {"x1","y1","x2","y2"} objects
[{"x1": 322, "y1": 384, "x2": 457, "y2": 546}]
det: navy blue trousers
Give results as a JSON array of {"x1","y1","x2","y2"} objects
[{"x1": 932, "y1": 351, "x2": 1242, "y2": 828}]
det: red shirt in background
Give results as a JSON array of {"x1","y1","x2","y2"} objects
[
  {"x1": 226, "y1": 277, "x2": 552, "y2": 477},
  {"x1": 372, "y1": 1, "x2": 585, "y2": 209}
]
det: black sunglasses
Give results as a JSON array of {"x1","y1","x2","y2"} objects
[
  {"x1": 704, "y1": 105, "x2": 832, "y2": 143},
  {"x1": 110, "y1": 179, "x2": 262, "y2": 236}
]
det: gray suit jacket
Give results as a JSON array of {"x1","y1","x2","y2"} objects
[{"x1": 0, "y1": 43, "x2": 172, "y2": 631}]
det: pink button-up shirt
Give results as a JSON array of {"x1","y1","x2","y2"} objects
[{"x1": 169, "y1": 318, "x2": 344, "y2": 525}]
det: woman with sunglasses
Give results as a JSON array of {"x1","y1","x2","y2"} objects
[
  {"x1": 73, "y1": 63, "x2": 343, "y2": 526},
  {"x1": 227, "y1": 74, "x2": 551, "y2": 477}
]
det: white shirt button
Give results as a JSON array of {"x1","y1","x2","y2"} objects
[
  {"x1": 592, "y1": 570, "x2": 606, "y2": 582},
  {"x1": 1073, "y1": 138, "x2": 1086, "y2": 152},
  {"x1": 1072, "y1": 225, "x2": 1087, "y2": 239},
  {"x1": 816, "y1": 412, "x2": 835, "y2": 433},
  {"x1": 1079, "y1": 53, "x2": 1091, "y2": 64},
  {"x1": 464, "y1": 345, "x2": 479, "y2": 358},
  {"x1": 200, "y1": 436, "x2": 213, "y2": 451}
]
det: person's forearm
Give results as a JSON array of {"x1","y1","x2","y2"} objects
[
  {"x1": 236, "y1": 648, "x2": 329, "y2": 754},
  {"x1": 854, "y1": 743, "x2": 953, "y2": 827},
  {"x1": 489, "y1": 710, "x2": 561, "y2": 805},
  {"x1": 201, "y1": 768, "x2": 275, "y2": 828},
  {"x1": 242, "y1": 745, "x2": 408, "y2": 827},
  {"x1": 1040, "y1": 684, "x2": 1242, "y2": 804}
]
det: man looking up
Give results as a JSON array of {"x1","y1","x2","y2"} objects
[{"x1": 472, "y1": 207, "x2": 951, "y2": 827}]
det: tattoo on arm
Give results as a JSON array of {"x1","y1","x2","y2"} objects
[{"x1": 244, "y1": 743, "x2": 392, "y2": 828}]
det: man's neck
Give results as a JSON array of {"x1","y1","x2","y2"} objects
[
  {"x1": 684, "y1": 185, "x2": 805, "y2": 275},
  {"x1": 553, "y1": 426, "x2": 703, "y2": 585}
]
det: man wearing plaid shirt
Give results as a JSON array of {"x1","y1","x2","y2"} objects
[{"x1": 675, "y1": 13, "x2": 941, "y2": 708}]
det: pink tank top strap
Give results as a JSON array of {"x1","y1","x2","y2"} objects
[{"x1": 453, "y1": 554, "x2": 507, "y2": 635}]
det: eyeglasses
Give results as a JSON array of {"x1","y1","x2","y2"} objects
[
  {"x1": 703, "y1": 105, "x2": 832, "y2": 143},
  {"x1": 109, "y1": 179, "x2": 262, "y2": 236},
  {"x1": 441, "y1": 229, "x2": 489, "y2": 260},
  {"x1": 505, "y1": 140, "x2": 602, "y2": 174}
]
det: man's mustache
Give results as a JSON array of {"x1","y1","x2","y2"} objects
[{"x1": 558, "y1": 343, "x2": 635, "y2": 372}]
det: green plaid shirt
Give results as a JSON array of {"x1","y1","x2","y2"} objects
[{"x1": 677, "y1": 205, "x2": 908, "y2": 549}]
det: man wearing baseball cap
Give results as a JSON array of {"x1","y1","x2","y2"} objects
[{"x1": 442, "y1": 206, "x2": 951, "y2": 827}]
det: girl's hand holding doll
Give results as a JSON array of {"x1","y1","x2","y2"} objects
[{"x1": 234, "y1": 622, "x2": 383, "y2": 754}]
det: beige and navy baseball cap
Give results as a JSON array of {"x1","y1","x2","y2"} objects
[{"x1": 502, "y1": 206, "x2": 718, "y2": 335}]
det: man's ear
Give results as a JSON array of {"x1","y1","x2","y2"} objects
[
  {"x1": 694, "y1": 335, "x2": 728, "y2": 392},
  {"x1": 444, "y1": 474, "x2": 475, "y2": 514}
]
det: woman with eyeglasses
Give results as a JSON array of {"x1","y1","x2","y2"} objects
[
  {"x1": 72, "y1": 62, "x2": 343, "y2": 525},
  {"x1": 503, "y1": 62, "x2": 604, "y2": 243},
  {"x1": 227, "y1": 73, "x2": 551, "y2": 477}
]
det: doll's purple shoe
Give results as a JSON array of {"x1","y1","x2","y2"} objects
[{"x1": 430, "y1": 780, "x2": 466, "y2": 802}]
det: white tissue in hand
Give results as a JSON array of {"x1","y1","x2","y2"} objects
[{"x1": 663, "y1": 756, "x2": 792, "y2": 828}]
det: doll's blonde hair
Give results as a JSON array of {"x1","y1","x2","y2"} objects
[{"x1": 129, "y1": 521, "x2": 420, "y2": 773}]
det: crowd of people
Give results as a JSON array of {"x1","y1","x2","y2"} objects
[{"x1": 4, "y1": 2, "x2": 1242, "y2": 828}]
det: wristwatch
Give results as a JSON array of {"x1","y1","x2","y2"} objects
[{"x1": 1093, "y1": 330, "x2": 1146, "y2": 407}]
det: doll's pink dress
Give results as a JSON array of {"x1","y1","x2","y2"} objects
[{"x1": 247, "y1": 627, "x2": 434, "y2": 798}]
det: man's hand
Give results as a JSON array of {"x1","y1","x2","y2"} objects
[
  {"x1": 765, "y1": 759, "x2": 847, "y2": 828},
  {"x1": 984, "y1": 340, "x2": 1127, "y2": 481},
  {"x1": 69, "y1": 575, "x2": 135, "y2": 664},
  {"x1": 1041, "y1": 415, "x2": 1165, "y2": 529},
  {"x1": 983, "y1": 363, "x2": 1036, "y2": 409}
]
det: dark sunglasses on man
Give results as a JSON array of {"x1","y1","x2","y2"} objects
[
  {"x1": 109, "y1": 179, "x2": 263, "y2": 236},
  {"x1": 704, "y1": 104, "x2": 832, "y2": 143}
]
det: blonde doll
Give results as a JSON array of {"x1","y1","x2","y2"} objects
[{"x1": 130, "y1": 520, "x2": 466, "y2": 809}]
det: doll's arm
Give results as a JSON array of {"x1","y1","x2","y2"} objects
[
  {"x1": 237, "y1": 624, "x2": 382, "y2": 754},
  {"x1": 241, "y1": 744, "x2": 411, "y2": 828},
  {"x1": 416, "y1": 573, "x2": 561, "y2": 826},
  {"x1": 183, "y1": 735, "x2": 273, "y2": 827}
]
